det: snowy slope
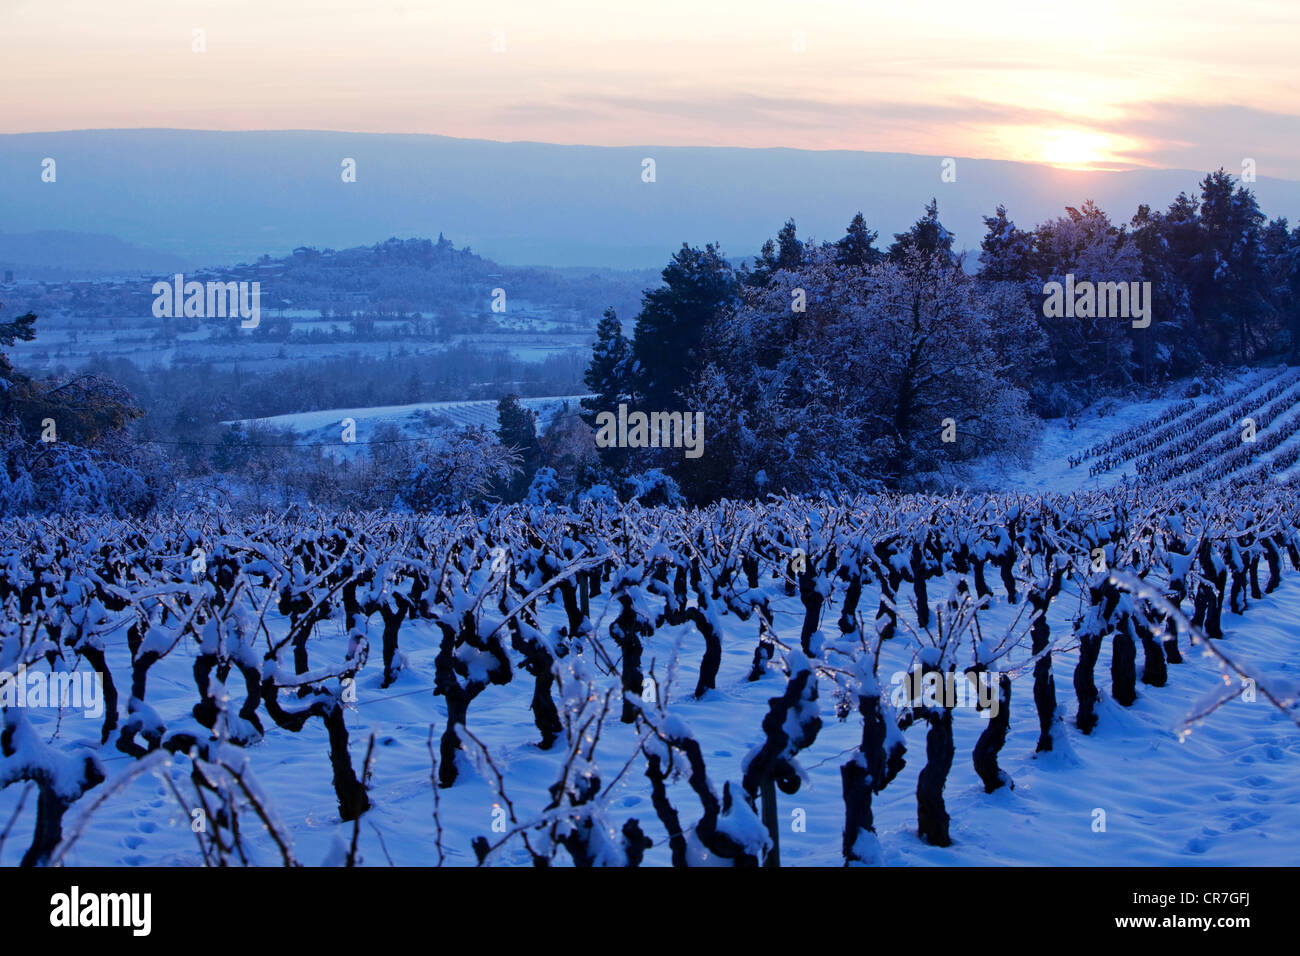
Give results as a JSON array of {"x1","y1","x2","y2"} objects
[
  {"x1": 229, "y1": 395, "x2": 592, "y2": 444},
  {"x1": 972, "y1": 368, "x2": 1299, "y2": 494}
]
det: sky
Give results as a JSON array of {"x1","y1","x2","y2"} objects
[{"x1": 4, "y1": 0, "x2": 1299, "y2": 177}]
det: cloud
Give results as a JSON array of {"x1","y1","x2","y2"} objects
[
  {"x1": 495, "y1": 91, "x2": 1090, "y2": 140},
  {"x1": 485, "y1": 91, "x2": 1300, "y2": 179},
  {"x1": 1103, "y1": 102, "x2": 1300, "y2": 176}
]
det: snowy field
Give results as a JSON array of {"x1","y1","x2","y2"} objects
[
  {"x1": 3, "y1": 370, "x2": 1299, "y2": 868},
  {"x1": 3, "y1": 485, "x2": 1297, "y2": 868},
  {"x1": 31, "y1": 558, "x2": 1298, "y2": 868},
  {"x1": 7, "y1": 313, "x2": 594, "y2": 373},
  {"x1": 229, "y1": 394, "x2": 591, "y2": 460}
]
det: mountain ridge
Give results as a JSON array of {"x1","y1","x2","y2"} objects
[{"x1": 3, "y1": 128, "x2": 1297, "y2": 270}]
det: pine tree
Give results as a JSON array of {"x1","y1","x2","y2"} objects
[
  {"x1": 1194, "y1": 169, "x2": 1269, "y2": 361},
  {"x1": 888, "y1": 199, "x2": 956, "y2": 267},
  {"x1": 581, "y1": 308, "x2": 630, "y2": 424},
  {"x1": 835, "y1": 212, "x2": 883, "y2": 269},
  {"x1": 1129, "y1": 193, "x2": 1204, "y2": 377},
  {"x1": 581, "y1": 308, "x2": 632, "y2": 472},
  {"x1": 495, "y1": 394, "x2": 541, "y2": 502},
  {"x1": 746, "y1": 219, "x2": 805, "y2": 287},
  {"x1": 774, "y1": 219, "x2": 804, "y2": 272},
  {"x1": 1261, "y1": 218, "x2": 1300, "y2": 361},
  {"x1": 630, "y1": 242, "x2": 738, "y2": 410},
  {"x1": 977, "y1": 205, "x2": 1036, "y2": 281}
]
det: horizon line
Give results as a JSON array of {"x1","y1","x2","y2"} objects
[{"x1": 7, "y1": 126, "x2": 1289, "y2": 181}]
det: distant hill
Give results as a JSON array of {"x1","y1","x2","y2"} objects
[
  {"x1": 3, "y1": 129, "x2": 1298, "y2": 269},
  {"x1": 0, "y1": 229, "x2": 194, "y2": 279},
  {"x1": 0, "y1": 234, "x2": 657, "y2": 325}
]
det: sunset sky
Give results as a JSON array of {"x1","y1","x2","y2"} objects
[{"x1": 5, "y1": 0, "x2": 1299, "y2": 177}]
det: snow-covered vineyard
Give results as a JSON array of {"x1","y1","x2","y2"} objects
[
  {"x1": 1075, "y1": 366, "x2": 1300, "y2": 489},
  {"x1": 1, "y1": 490, "x2": 1298, "y2": 867}
]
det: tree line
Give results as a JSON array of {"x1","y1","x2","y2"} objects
[{"x1": 575, "y1": 169, "x2": 1300, "y2": 502}]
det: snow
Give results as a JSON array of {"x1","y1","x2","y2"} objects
[
  {"x1": 713, "y1": 787, "x2": 772, "y2": 856},
  {"x1": 227, "y1": 395, "x2": 592, "y2": 441},
  {"x1": 4, "y1": 518, "x2": 1295, "y2": 868},
  {"x1": 968, "y1": 367, "x2": 1300, "y2": 494},
  {"x1": 6, "y1": 365, "x2": 1300, "y2": 867}
]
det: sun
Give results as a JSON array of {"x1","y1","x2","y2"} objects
[{"x1": 1040, "y1": 128, "x2": 1109, "y2": 169}]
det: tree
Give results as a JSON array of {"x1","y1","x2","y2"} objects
[
  {"x1": 495, "y1": 394, "x2": 542, "y2": 502},
  {"x1": 539, "y1": 404, "x2": 597, "y2": 501},
  {"x1": 1262, "y1": 218, "x2": 1300, "y2": 361},
  {"x1": 581, "y1": 307, "x2": 631, "y2": 427},
  {"x1": 860, "y1": 250, "x2": 1038, "y2": 486},
  {"x1": 0, "y1": 307, "x2": 161, "y2": 516},
  {"x1": 9, "y1": 374, "x2": 143, "y2": 446},
  {"x1": 977, "y1": 205, "x2": 1036, "y2": 281},
  {"x1": 747, "y1": 219, "x2": 805, "y2": 287},
  {"x1": 1129, "y1": 194, "x2": 1204, "y2": 379},
  {"x1": 835, "y1": 212, "x2": 884, "y2": 270},
  {"x1": 630, "y1": 243, "x2": 738, "y2": 409},
  {"x1": 0, "y1": 307, "x2": 35, "y2": 346},
  {"x1": 690, "y1": 243, "x2": 1042, "y2": 495},
  {"x1": 363, "y1": 423, "x2": 519, "y2": 511},
  {"x1": 888, "y1": 199, "x2": 956, "y2": 268},
  {"x1": 1034, "y1": 201, "x2": 1144, "y2": 392},
  {"x1": 974, "y1": 207, "x2": 1054, "y2": 407},
  {"x1": 0, "y1": 306, "x2": 36, "y2": 399},
  {"x1": 1194, "y1": 169, "x2": 1270, "y2": 362}
]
